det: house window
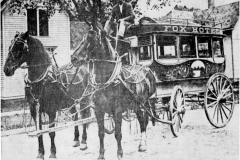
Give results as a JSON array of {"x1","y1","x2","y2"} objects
[{"x1": 27, "y1": 9, "x2": 49, "y2": 36}]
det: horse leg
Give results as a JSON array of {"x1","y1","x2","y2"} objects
[
  {"x1": 136, "y1": 109, "x2": 149, "y2": 152},
  {"x1": 95, "y1": 108, "x2": 105, "y2": 160},
  {"x1": 80, "y1": 109, "x2": 88, "y2": 150},
  {"x1": 49, "y1": 113, "x2": 57, "y2": 158},
  {"x1": 113, "y1": 107, "x2": 123, "y2": 160},
  {"x1": 71, "y1": 106, "x2": 80, "y2": 147},
  {"x1": 34, "y1": 112, "x2": 45, "y2": 159}
]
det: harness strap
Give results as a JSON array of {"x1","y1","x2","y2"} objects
[
  {"x1": 90, "y1": 58, "x2": 122, "y2": 87},
  {"x1": 68, "y1": 66, "x2": 80, "y2": 88}
]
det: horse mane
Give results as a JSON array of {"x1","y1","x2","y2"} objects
[
  {"x1": 26, "y1": 36, "x2": 52, "y2": 66},
  {"x1": 98, "y1": 30, "x2": 116, "y2": 60}
]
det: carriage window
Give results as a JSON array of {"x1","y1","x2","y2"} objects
[
  {"x1": 157, "y1": 36, "x2": 177, "y2": 58},
  {"x1": 180, "y1": 36, "x2": 196, "y2": 58},
  {"x1": 27, "y1": 9, "x2": 49, "y2": 36},
  {"x1": 197, "y1": 37, "x2": 212, "y2": 58},
  {"x1": 212, "y1": 38, "x2": 223, "y2": 57},
  {"x1": 139, "y1": 46, "x2": 152, "y2": 61}
]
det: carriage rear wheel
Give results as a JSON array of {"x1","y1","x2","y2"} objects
[
  {"x1": 204, "y1": 73, "x2": 235, "y2": 128},
  {"x1": 169, "y1": 85, "x2": 185, "y2": 137},
  {"x1": 104, "y1": 114, "x2": 115, "y2": 134}
]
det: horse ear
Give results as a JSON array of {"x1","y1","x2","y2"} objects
[
  {"x1": 22, "y1": 31, "x2": 29, "y2": 40},
  {"x1": 14, "y1": 31, "x2": 19, "y2": 38}
]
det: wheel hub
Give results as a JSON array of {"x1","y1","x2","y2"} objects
[
  {"x1": 177, "y1": 105, "x2": 185, "y2": 114},
  {"x1": 217, "y1": 93, "x2": 226, "y2": 104}
]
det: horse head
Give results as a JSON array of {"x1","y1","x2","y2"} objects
[
  {"x1": 71, "y1": 27, "x2": 116, "y2": 67},
  {"x1": 71, "y1": 30, "x2": 100, "y2": 67},
  {"x1": 4, "y1": 31, "x2": 30, "y2": 76}
]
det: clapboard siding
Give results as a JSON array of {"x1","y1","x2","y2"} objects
[
  {"x1": 2, "y1": 12, "x2": 27, "y2": 99},
  {"x1": 1, "y1": 10, "x2": 70, "y2": 99}
]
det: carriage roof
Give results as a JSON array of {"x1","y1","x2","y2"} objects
[{"x1": 125, "y1": 17, "x2": 225, "y2": 37}]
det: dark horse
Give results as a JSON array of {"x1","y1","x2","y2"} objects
[
  {"x1": 71, "y1": 29, "x2": 156, "y2": 160},
  {"x1": 4, "y1": 31, "x2": 90, "y2": 159}
]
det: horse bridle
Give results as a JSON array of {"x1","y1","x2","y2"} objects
[{"x1": 9, "y1": 36, "x2": 29, "y2": 67}]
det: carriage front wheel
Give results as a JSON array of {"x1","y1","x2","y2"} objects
[
  {"x1": 204, "y1": 73, "x2": 235, "y2": 128},
  {"x1": 169, "y1": 85, "x2": 185, "y2": 137}
]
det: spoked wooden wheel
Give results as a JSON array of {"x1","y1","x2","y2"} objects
[
  {"x1": 169, "y1": 86, "x2": 185, "y2": 137},
  {"x1": 104, "y1": 114, "x2": 115, "y2": 134},
  {"x1": 204, "y1": 73, "x2": 235, "y2": 128}
]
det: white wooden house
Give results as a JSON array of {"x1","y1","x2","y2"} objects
[{"x1": 1, "y1": 1, "x2": 71, "y2": 100}]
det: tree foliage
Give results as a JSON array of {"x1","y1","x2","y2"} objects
[{"x1": 7, "y1": 0, "x2": 179, "y2": 28}]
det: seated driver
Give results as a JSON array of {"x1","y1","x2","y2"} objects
[{"x1": 104, "y1": 0, "x2": 135, "y2": 38}]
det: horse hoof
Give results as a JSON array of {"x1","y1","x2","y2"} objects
[
  {"x1": 117, "y1": 150, "x2": 123, "y2": 160},
  {"x1": 97, "y1": 155, "x2": 105, "y2": 160},
  {"x1": 72, "y1": 141, "x2": 80, "y2": 147},
  {"x1": 80, "y1": 143, "x2": 88, "y2": 150},
  {"x1": 138, "y1": 144, "x2": 147, "y2": 152},
  {"x1": 49, "y1": 154, "x2": 57, "y2": 158},
  {"x1": 36, "y1": 153, "x2": 44, "y2": 159},
  {"x1": 117, "y1": 155, "x2": 123, "y2": 160}
]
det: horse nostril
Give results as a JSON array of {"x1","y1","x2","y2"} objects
[
  {"x1": 4, "y1": 67, "x2": 8, "y2": 73},
  {"x1": 71, "y1": 55, "x2": 78, "y2": 63}
]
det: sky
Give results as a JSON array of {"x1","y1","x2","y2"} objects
[{"x1": 137, "y1": 0, "x2": 239, "y2": 18}]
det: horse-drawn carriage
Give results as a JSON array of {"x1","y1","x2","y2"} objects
[
  {"x1": 3, "y1": 16, "x2": 235, "y2": 159},
  {"x1": 120, "y1": 17, "x2": 235, "y2": 136}
]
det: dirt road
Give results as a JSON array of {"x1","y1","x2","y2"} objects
[{"x1": 2, "y1": 105, "x2": 239, "y2": 160}]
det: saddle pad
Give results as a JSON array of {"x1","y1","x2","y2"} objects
[{"x1": 121, "y1": 65, "x2": 150, "y2": 84}]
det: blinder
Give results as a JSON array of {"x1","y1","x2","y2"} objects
[{"x1": 9, "y1": 35, "x2": 29, "y2": 66}]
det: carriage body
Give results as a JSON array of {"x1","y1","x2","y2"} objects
[
  {"x1": 124, "y1": 17, "x2": 235, "y2": 136},
  {"x1": 125, "y1": 17, "x2": 225, "y2": 96}
]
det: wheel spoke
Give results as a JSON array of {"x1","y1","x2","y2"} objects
[
  {"x1": 207, "y1": 101, "x2": 217, "y2": 108},
  {"x1": 218, "y1": 104, "x2": 224, "y2": 123},
  {"x1": 222, "y1": 103, "x2": 232, "y2": 113},
  {"x1": 207, "y1": 96, "x2": 217, "y2": 101},
  {"x1": 212, "y1": 102, "x2": 218, "y2": 120},
  {"x1": 208, "y1": 87, "x2": 217, "y2": 98},
  {"x1": 219, "y1": 76, "x2": 222, "y2": 92},
  {"x1": 179, "y1": 114, "x2": 183, "y2": 123},
  {"x1": 216, "y1": 77, "x2": 219, "y2": 95},
  {"x1": 173, "y1": 99, "x2": 178, "y2": 109},
  {"x1": 222, "y1": 85, "x2": 231, "y2": 96},
  {"x1": 226, "y1": 101, "x2": 234, "y2": 104},
  {"x1": 216, "y1": 105, "x2": 219, "y2": 123},
  {"x1": 221, "y1": 79, "x2": 227, "y2": 91},
  {"x1": 219, "y1": 104, "x2": 229, "y2": 120},
  {"x1": 178, "y1": 116, "x2": 181, "y2": 129},
  {"x1": 222, "y1": 93, "x2": 233, "y2": 99}
]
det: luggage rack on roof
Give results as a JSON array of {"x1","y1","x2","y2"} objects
[{"x1": 155, "y1": 18, "x2": 223, "y2": 29}]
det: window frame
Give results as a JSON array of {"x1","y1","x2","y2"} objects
[
  {"x1": 179, "y1": 35, "x2": 197, "y2": 58},
  {"x1": 156, "y1": 35, "x2": 178, "y2": 59},
  {"x1": 212, "y1": 37, "x2": 224, "y2": 57},
  {"x1": 197, "y1": 36, "x2": 213, "y2": 58},
  {"x1": 27, "y1": 8, "x2": 49, "y2": 37}
]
